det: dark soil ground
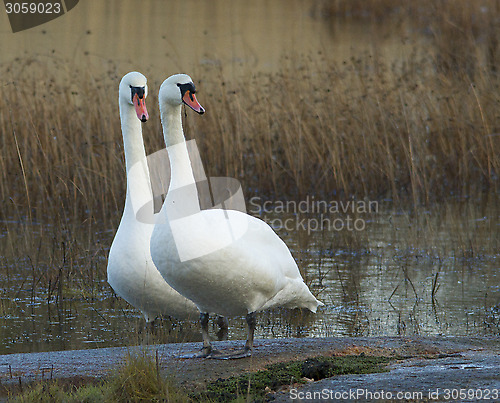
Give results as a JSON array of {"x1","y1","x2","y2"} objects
[{"x1": 1, "y1": 336, "x2": 499, "y2": 401}]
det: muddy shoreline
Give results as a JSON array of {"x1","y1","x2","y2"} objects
[{"x1": 1, "y1": 336, "x2": 499, "y2": 400}]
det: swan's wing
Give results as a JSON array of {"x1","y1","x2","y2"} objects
[{"x1": 195, "y1": 209, "x2": 304, "y2": 281}]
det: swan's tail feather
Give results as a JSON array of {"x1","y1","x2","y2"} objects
[
  {"x1": 294, "y1": 280, "x2": 324, "y2": 313},
  {"x1": 304, "y1": 297, "x2": 324, "y2": 313},
  {"x1": 260, "y1": 280, "x2": 324, "y2": 312}
]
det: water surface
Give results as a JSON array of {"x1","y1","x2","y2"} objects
[{"x1": 0, "y1": 199, "x2": 498, "y2": 355}]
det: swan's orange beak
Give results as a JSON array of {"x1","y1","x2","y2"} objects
[
  {"x1": 182, "y1": 91, "x2": 205, "y2": 114},
  {"x1": 133, "y1": 93, "x2": 149, "y2": 122}
]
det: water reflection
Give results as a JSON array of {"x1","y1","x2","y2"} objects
[{"x1": 0, "y1": 199, "x2": 498, "y2": 355}]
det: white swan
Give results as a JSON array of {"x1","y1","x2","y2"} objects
[
  {"x1": 107, "y1": 72, "x2": 200, "y2": 324},
  {"x1": 150, "y1": 74, "x2": 324, "y2": 358}
]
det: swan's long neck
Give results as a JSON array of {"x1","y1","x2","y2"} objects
[
  {"x1": 161, "y1": 104, "x2": 197, "y2": 190},
  {"x1": 160, "y1": 104, "x2": 200, "y2": 213},
  {"x1": 120, "y1": 100, "x2": 152, "y2": 214}
]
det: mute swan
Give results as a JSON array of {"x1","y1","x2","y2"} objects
[
  {"x1": 107, "y1": 71, "x2": 200, "y2": 325},
  {"x1": 150, "y1": 74, "x2": 324, "y2": 358}
]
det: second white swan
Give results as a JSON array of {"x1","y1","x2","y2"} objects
[
  {"x1": 150, "y1": 73, "x2": 323, "y2": 358},
  {"x1": 107, "y1": 72, "x2": 199, "y2": 324}
]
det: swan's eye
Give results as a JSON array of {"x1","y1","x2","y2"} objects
[
  {"x1": 177, "y1": 82, "x2": 196, "y2": 100},
  {"x1": 130, "y1": 85, "x2": 146, "y2": 102}
]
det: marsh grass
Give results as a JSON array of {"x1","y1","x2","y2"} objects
[
  {"x1": 4, "y1": 351, "x2": 393, "y2": 402},
  {"x1": 106, "y1": 350, "x2": 186, "y2": 402},
  {"x1": 197, "y1": 54, "x2": 498, "y2": 204},
  {"x1": 7, "y1": 378, "x2": 105, "y2": 403},
  {"x1": 6, "y1": 350, "x2": 188, "y2": 402}
]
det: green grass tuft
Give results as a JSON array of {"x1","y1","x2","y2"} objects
[
  {"x1": 9, "y1": 380, "x2": 107, "y2": 403},
  {"x1": 8, "y1": 350, "x2": 190, "y2": 403},
  {"x1": 194, "y1": 355, "x2": 392, "y2": 402},
  {"x1": 107, "y1": 350, "x2": 186, "y2": 402}
]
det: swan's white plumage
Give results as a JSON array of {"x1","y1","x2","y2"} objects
[
  {"x1": 150, "y1": 74, "x2": 323, "y2": 320},
  {"x1": 107, "y1": 72, "x2": 198, "y2": 322}
]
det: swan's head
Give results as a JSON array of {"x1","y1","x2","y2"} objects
[
  {"x1": 159, "y1": 73, "x2": 205, "y2": 114},
  {"x1": 119, "y1": 71, "x2": 149, "y2": 122}
]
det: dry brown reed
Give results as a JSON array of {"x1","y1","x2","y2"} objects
[
  {"x1": 1, "y1": 6, "x2": 498, "y2": 225},
  {"x1": 0, "y1": 57, "x2": 123, "y2": 298},
  {"x1": 195, "y1": 53, "x2": 498, "y2": 205},
  {"x1": 179, "y1": 2, "x2": 500, "y2": 205}
]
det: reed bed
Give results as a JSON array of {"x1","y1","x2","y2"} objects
[
  {"x1": 196, "y1": 0, "x2": 499, "y2": 203},
  {"x1": 1, "y1": 57, "x2": 498, "y2": 223},
  {"x1": 1, "y1": 4, "x2": 499, "y2": 225},
  {"x1": 196, "y1": 62, "x2": 498, "y2": 205}
]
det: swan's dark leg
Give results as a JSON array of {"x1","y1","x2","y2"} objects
[
  {"x1": 200, "y1": 312, "x2": 212, "y2": 356},
  {"x1": 146, "y1": 318, "x2": 156, "y2": 333},
  {"x1": 216, "y1": 315, "x2": 229, "y2": 340},
  {"x1": 209, "y1": 312, "x2": 256, "y2": 360},
  {"x1": 138, "y1": 317, "x2": 157, "y2": 346},
  {"x1": 178, "y1": 312, "x2": 220, "y2": 358},
  {"x1": 244, "y1": 312, "x2": 256, "y2": 352},
  {"x1": 138, "y1": 315, "x2": 156, "y2": 334}
]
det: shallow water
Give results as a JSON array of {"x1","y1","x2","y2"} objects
[{"x1": 0, "y1": 198, "x2": 498, "y2": 355}]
